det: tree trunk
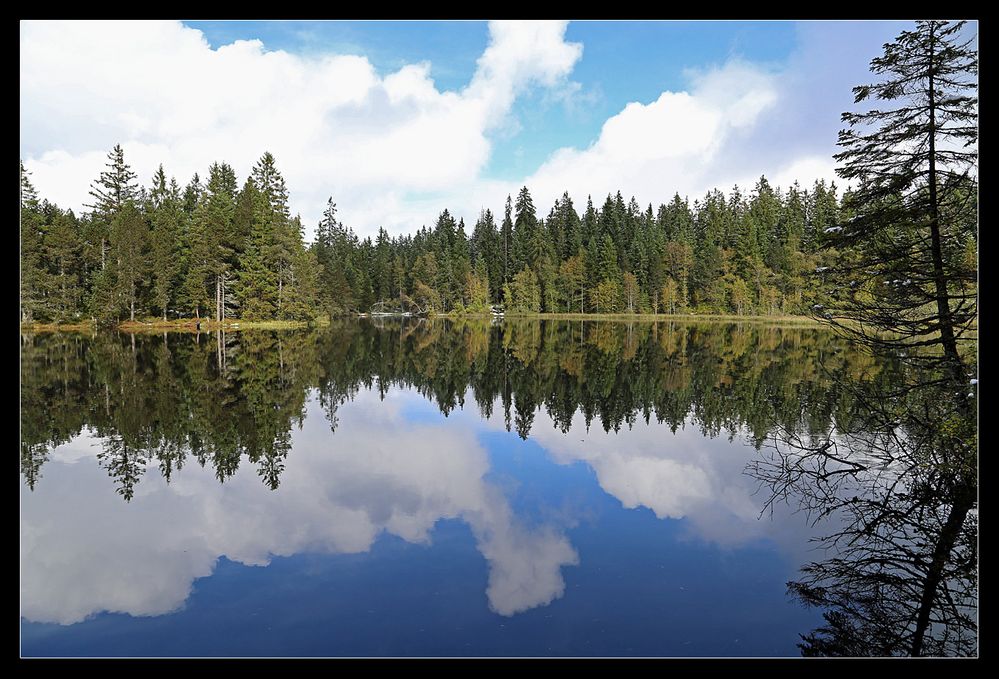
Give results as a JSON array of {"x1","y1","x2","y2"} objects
[
  {"x1": 925, "y1": 24, "x2": 962, "y2": 382},
  {"x1": 910, "y1": 485, "x2": 975, "y2": 656}
]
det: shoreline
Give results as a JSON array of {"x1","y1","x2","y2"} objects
[
  {"x1": 21, "y1": 312, "x2": 826, "y2": 333},
  {"x1": 20, "y1": 318, "x2": 330, "y2": 334}
]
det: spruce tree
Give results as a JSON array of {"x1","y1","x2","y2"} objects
[
  {"x1": 86, "y1": 144, "x2": 138, "y2": 275},
  {"x1": 828, "y1": 20, "x2": 977, "y2": 383},
  {"x1": 109, "y1": 200, "x2": 148, "y2": 322},
  {"x1": 148, "y1": 166, "x2": 182, "y2": 320},
  {"x1": 46, "y1": 209, "x2": 83, "y2": 321},
  {"x1": 20, "y1": 162, "x2": 47, "y2": 322},
  {"x1": 500, "y1": 195, "x2": 514, "y2": 286},
  {"x1": 762, "y1": 21, "x2": 979, "y2": 658},
  {"x1": 86, "y1": 144, "x2": 138, "y2": 219}
]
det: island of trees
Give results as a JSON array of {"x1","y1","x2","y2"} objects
[{"x1": 21, "y1": 145, "x2": 858, "y2": 326}]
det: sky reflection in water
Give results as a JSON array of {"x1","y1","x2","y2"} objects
[{"x1": 21, "y1": 321, "x2": 843, "y2": 656}]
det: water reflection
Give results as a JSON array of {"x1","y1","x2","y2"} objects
[
  {"x1": 749, "y1": 361, "x2": 978, "y2": 656},
  {"x1": 20, "y1": 319, "x2": 973, "y2": 656},
  {"x1": 21, "y1": 319, "x2": 876, "y2": 499},
  {"x1": 21, "y1": 388, "x2": 580, "y2": 624}
]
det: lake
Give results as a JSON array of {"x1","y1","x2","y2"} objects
[{"x1": 20, "y1": 318, "x2": 898, "y2": 657}]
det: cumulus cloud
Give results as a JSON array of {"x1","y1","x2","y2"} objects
[
  {"x1": 21, "y1": 20, "x2": 864, "y2": 240},
  {"x1": 20, "y1": 389, "x2": 577, "y2": 625},
  {"x1": 518, "y1": 60, "x2": 781, "y2": 214},
  {"x1": 20, "y1": 21, "x2": 852, "y2": 244},
  {"x1": 20, "y1": 20, "x2": 582, "y2": 237},
  {"x1": 22, "y1": 377, "x2": 828, "y2": 626},
  {"x1": 460, "y1": 402, "x2": 820, "y2": 552}
]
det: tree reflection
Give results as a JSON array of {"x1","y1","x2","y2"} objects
[
  {"x1": 21, "y1": 319, "x2": 873, "y2": 499},
  {"x1": 750, "y1": 358, "x2": 977, "y2": 656},
  {"x1": 20, "y1": 318, "x2": 975, "y2": 654}
]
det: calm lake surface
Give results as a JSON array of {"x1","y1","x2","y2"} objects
[{"x1": 21, "y1": 318, "x2": 885, "y2": 657}]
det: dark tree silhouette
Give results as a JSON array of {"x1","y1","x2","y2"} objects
[
  {"x1": 824, "y1": 20, "x2": 977, "y2": 386},
  {"x1": 753, "y1": 20, "x2": 978, "y2": 657}
]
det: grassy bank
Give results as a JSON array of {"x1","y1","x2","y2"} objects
[
  {"x1": 22, "y1": 312, "x2": 842, "y2": 333},
  {"x1": 22, "y1": 317, "x2": 330, "y2": 334},
  {"x1": 432, "y1": 311, "x2": 829, "y2": 326}
]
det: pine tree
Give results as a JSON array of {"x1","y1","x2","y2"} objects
[
  {"x1": 559, "y1": 252, "x2": 585, "y2": 313},
  {"x1": 148, "y1": 166, "x2": 183, "y2": 320},
  {"x1": 87, "y1": 144, "x2": 138, "y2": 219},
  {"x1": 512, "y1": 187, "x2": 538, "y2": 274},
  {"x1": 829, "y1": 20, "x2": 977, "y2": 384},
  {"x1": 769, "y1": 21, "x2": 979, "y2": 658},
  {"x1": 313, "y1": 197, "x2": 354, "y2": 315},
  {"x1": 452, "y1": 218, "x2": 471, "y2": 302},
  {"x1": 20, "y1": 162, "x2": 47, "y2": 322},
  {"x1": 84, "y1": 145, "x2": 138, "y2": 279},
  {"x1": 645, "y1": 204, "x2": 666, "y2": 313},
  {"x1": 374, "y1": 227, "x2": 393, "y2": 301},
  {"x1": 581, "y1": 195, "x2": 598, "y2": 246},
  {"x1": 183, "y1": 188, "x2": 212, "y2": 319},
  {"x1": 109, "y1": 200, "x2": 148, "y2": 322},
  {"x1": 500, "y1": 195, "x2": 514, "y2": 286},
  {"x1": 693, "y1": 194, "x2": 725, "y2": 309},
  {"x1": 182, "y1": 173, "x2": 203, "y2": 216},
  {"x1": 433, "y1": 210, "x2": 458, "y2": 311},
  {"x1": 240, "y1": 153, "x2": 298, "y2": 318},
  {"x1": 197, "y1": 162, "x2": 238, "y2": 322},
  {"x1": 46, "y1": 209, "x2": 83, "y2": 321},
  {"x1": 806, "y1": 180, "x2": 840, "y2": 250},
  {"x1": 471, "y1": 209, "x2": 501, "y2": 302},
  {"x1": 287, "y1": 245, "x2": 320, "y2": 321}
]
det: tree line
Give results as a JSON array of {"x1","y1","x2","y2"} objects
[
  {"x1": 316, "y1": 178, "x2": 845, "y2": 317},
  {"x1": 20, "y1": 149, "x2": 319, "y2": 325},
  {"x1": 21, "y1": 146, "x2": 853, "y2": 323}
]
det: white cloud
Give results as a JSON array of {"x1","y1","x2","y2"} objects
[
  {"x1": 21, "y1": 20, "x2": 848, "y2": 240},
  {"x1": 20, "y1": 20, "x2": 582, "y2": 238},
  {"x1": 22, "y1": 380, "x2": 826, "y2": 627},
  {"x1": 460, "y1": 400, "x2": 820, "y2": 552},
  {"x1": 517, "y1": 60, "x2": 783, "y2": 213},
  {"x1": 20, "y1": 389, "x2": 577, "y2": 625}
]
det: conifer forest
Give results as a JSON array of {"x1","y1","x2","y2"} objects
[{"x1": 21, "y1": 147, "x2": 865, "y2": 323}]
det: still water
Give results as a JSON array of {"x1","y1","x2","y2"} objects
[{"x1": 21, "y1": 318, "x2": 885, "y2": 656}]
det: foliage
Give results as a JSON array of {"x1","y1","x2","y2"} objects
[{"x1": 23, "y1": 149, "x2": 864, "y2": 325}]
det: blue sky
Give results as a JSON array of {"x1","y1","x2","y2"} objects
[
  {"x1": 21, "y1": 20, "x2": 926, "y2": 238},
  {"x1": 184, "y1": 20, "x2": 803, "y2": 180}
]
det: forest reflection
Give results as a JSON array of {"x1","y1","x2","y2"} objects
[
  {"x1": 20, "y1": 318, "x2": 881, "y2": 499},
  {"x1": 20, "y1": 319, "x2": 975, "y2": 656}
]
